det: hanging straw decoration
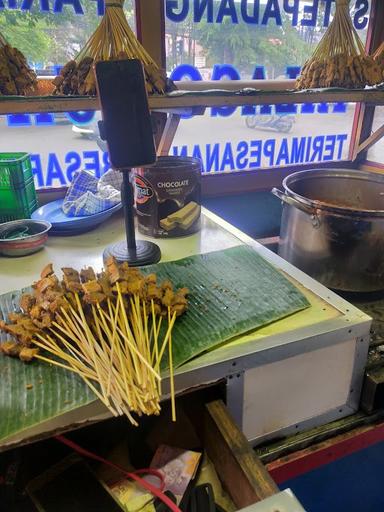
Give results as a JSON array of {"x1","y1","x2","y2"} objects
[
  {"x1": 53, "y1": 0, "x2": 173, "y2": 96},
  {"x1": 296, "y1": 0, "x2": 382, "y2": 89},
  {"x1": 0, "y1": 32, "x2": 37, "y2": 95}
]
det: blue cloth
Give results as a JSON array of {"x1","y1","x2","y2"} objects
[{"x1": 62, "y1": 169, "x2": 122, "y2": 217}]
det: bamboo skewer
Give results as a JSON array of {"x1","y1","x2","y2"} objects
[
  {"x1": 32, "y1": 287, "x2": 180, "y2": 425},
  {"x1": 100, "y1": 306, "x2": 161, "y2": 381},
  {"x1": 168, "y1": 307, "x2": 176, "y2": 423},
  {"x1": 156, "y1": 313, "x2": 177, "y2": 366},
  {"x1": 34, "y1": 350, "x2": 112, "y2": 411}
]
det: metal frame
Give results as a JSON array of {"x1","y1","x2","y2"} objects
[
  {"x1": 239, "y1": 336, "x2": 370, "y2": 445},
  {"x1": 0, "y1": 0, "x2": 382, "y2": 192},
  {"x1": 143, "y1": 209, "x2": 370, "y2": 444},
  {"x1": 0, "y1": 1, "x2": 381, "y2": 195},
  {"x1": 225, "y1": 371, "x2": 245, "y2": 430}
]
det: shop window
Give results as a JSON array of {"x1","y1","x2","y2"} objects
[
  {"x1": 0, "y1": 1, "x2": 135, "y2": 71},
  {"x1": 166, "y1": 0, "x2": 372, "y2": 174},
  {"x1": 0, "y1": 0, "x2": 374, "y2": 188}
]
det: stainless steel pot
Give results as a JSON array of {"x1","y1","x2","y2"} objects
[{"x1": 272, "y1": 169, "x2": 384, "y2": 292}]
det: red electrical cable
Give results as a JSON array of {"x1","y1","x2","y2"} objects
[{"x1": 55, "y1": 435, "x2": 181, "y2": 512}]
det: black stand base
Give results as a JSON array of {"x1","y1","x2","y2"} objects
[
  {"x1": 103, "y1": 171, "x2": 161, "y2": 266},
  {"x1": 103, "y1": 240, "x2": 161, "y2": 266}
]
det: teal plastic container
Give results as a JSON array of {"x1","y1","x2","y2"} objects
[{"x1": 0, "y1": 153, "x2": 38, "y2": 223}]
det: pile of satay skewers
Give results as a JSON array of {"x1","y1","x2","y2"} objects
[
  {"x1": 0, "y1": 31, "x2": 37, "y2": 95},
  {"x1": 0, "y1": 258, "x2": 188, "y2": 425}
]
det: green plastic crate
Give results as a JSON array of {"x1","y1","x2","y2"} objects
[{"x1": 0, "y1": 153, "x2": 38, "y2": 223}]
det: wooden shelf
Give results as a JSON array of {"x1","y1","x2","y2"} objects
[{"x1": 0, "y1": 87, "x2": 384, "y2": 115}]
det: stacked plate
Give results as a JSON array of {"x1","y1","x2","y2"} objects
[{"x1": 31, "y1": 199, "x2": 122, "y2": 236}]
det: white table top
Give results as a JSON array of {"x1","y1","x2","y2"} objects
[{"x1": 0, "y1": 209, "x2": 240, "y2": 295}]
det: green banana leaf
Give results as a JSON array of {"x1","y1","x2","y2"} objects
[
  {"x1": 0, "y1": 246, "x2": 309, "y2": 444},
  {"x1": 143, "y1": 246, "x2": 310, "y2": 367},
  {"x1": 0, "y1": 287, "x2": 95, "y2": 443}
]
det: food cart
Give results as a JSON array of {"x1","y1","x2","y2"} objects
[{"x1": 1, "y1": 1, "x2": 384, "y2": 510}]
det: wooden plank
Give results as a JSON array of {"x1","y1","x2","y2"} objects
[
  {"x1": 176, "y1": 79, "x2": 295, "y2": 91},
  {"x1": 157, "y1": 114, "x2": 181, "y2": 156},
  {"x1": 135, "y1": 0, "x2": 165, "y2": 68},
  {"x1": 355, "y1": 123, "x2": 384, "y2": 158},
  {"x1": 0, "y1": 97, "x2": 191, "y2": 116},
  {"x1": 0, "y1": 96, "x2": 100, "y2": 114},
  {"x1": 151, "y1": 112, "x2": 168, "y2": 149},
  {"x1": 366, "y1": 0, "x2": 384, "y2": 56},
  {"x1": 1, "y1": 88, "x2": 384, "y2": 115},
  {"x1": 150, "y1": 89, "x2": 384, "y2": 109},
  {"x1": 349, "y1": 102, "x2": 366, "y2": 161},
  {"x1": 204, "y1": 400, "x2": 278, "y2": 508},
  {"x1": 255, "y1": 237, "x2": 279, "y2": 252}
]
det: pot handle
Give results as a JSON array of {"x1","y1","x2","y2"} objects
[
  {"x1": 272, "y1": 188, "x2": 315, "y2": 216},
  {"x1": 272, "y1": 188, "x2": 321, "y2": 227}
]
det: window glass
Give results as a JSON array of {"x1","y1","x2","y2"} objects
[
  {"x1": 1, "y1": 2, "x2": 135, "y2": 71},
  {"x1": 166, "y1": 0, "x2": 372, "y2": 174},
  {"x1": 367, "y1": 106, "x2": 384, "y2": 164},
  {"x1": 0, "y1": 0, "x2": 134, "y2": 189}
]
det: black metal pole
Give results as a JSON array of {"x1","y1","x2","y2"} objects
[
  {"x1": 121, "y1": 170, "x2": 137, "y2": 252},
  {"x1": 103, "y1": 169, "x2": 160, "y2": 265}
]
